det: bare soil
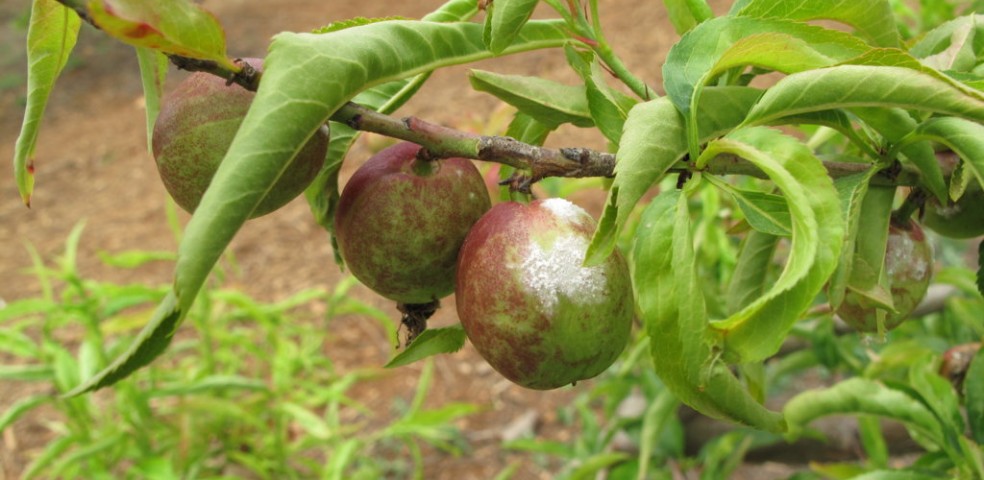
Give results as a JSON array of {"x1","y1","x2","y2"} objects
[{"x1": 0, "y1": 1, "x2": 819, "y2": 478}]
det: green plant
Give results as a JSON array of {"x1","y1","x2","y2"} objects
[
  {"x1": 334, "y1": 141, "x2": 491, "y2": 306},
  {"x1": 152, "y1": 59, "x2": 329, "y2": 217},
  {"x1": 455, "y1": 198, "x2": 633, "y2": 390},
  {"x1": 10, "y1": 0, "x2": 984, "y2": 477},
  {"x1": 0, "y1": 222, "x2": 476, "y2": 478}
]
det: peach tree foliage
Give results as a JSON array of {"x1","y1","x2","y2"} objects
[{"x1": 12, "y1": 0, "x2": 984, "y2": 474}]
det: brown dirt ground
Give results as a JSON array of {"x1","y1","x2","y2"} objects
[{"x1": 0, "y1": 1, "x2": 816, "y2": 479}]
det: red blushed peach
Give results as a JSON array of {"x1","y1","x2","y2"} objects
[{"x1": 455, "y1": 198, "x2": 634, "y2": 390}]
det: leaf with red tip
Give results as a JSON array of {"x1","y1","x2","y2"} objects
[
  {"x1": 13, "y1": 0, "x2": 81, "y2": 207},
  {"x1": 88, "y1": 0, "x2": 233, "y2": 69}
]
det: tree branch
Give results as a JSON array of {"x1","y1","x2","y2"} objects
[{"x1": 54, "y1": 0, "x2": 946, "y2": 189}]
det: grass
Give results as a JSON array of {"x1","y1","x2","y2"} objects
[{"x1": 0, "y1": 221, "x2": 477, "y2": 479}]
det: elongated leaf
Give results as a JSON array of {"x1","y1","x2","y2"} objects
[
  {"x1": 149, "y1": 375, "x2": 269, "y2": 396},
  {"x1": 979, "y1": 241, "x2": 984, "y2": 296},
  {"x1": 662, "y1": 0, "x2": 706, "y2": 34},
  {"x1": 0, "y1": 364, "x2": 53, "y2": 382},
  {"x1": 967, "y1": 347, "x2": 984, "y2": 444},
  {"x1": 69, "y1": 19, "x2": 569, "y2": 395},
  {"x1": 840, "y1": 185, "x2": 897, "y2": 314},
  {"x1": 744, "y1": 65, "x2": 984, "y2": 127},
  {"x1": 484, "y1": 0, "x2": 540, "y2": 54},
  {"x1": 633, "y1": 190, "x2": 785, "y2": 432},
  {"x1": 88, "y1": 0, "x2": 233, "y2": 68},
  {"x1": 851, "y1": 471, "x2": 946, "y2": 480},
  {"x1": 385, "y1": 325, "x2": 467, "y2": 368},
  {"x1": 565, "y1": 46, "x2": 638, "y2": 145},
  {"x1": 909, "y1": 15, "x2": 982, "y2": 71},
  {"x1": 703, "y1": 128, "x2": 843, "y2": 363},
  {"x1": 908, "y1": 354, "x2": 964, "y2": 439},
  {"x1": 585, "y1": 63, "x2": 637, "y2": 145},
  {"x1": 13, "y1": 0, "x2": 81, "y2": 206},
  {"x1": 568, "y1": 453, "x2": 630, "y2": 480},
  {"x1": 827, "y1": 168, "x2": 878, "y2": 309},
  {"x1": 0, "y1": 394, "x2": 51, "y2": 433},
  {"x1": 663, "y1": 16, "x2": 869, "y2": 119},
  {"x1": 726, "y1": 229, "x2": 779, "y2": 314},
  {"x1": 134, "y1": 46, "x2": 169, "y2": 154},
  {"x1": 784, "y1": 377, "x2": 945, "y2": 446},
  {"x1": 904, "y1": 117, "x2": 984, "y2": 190},
  {"x1": 706, "y1": 177, "x2": 791, "y2": 236},
  {"x1": 470, "y1": 70, "x2": 592, "y2": 127},
  {"x1": 586, "y1": 86, "x2": 763, "y2": 265},
  {"x1": 735, "y1": 0, "x2": 900, "y2": 47},
  {"x1": 858, "y1": 415, "x2": 889, "y2": 468}
]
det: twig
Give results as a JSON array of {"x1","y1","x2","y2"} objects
[{"x1": 53, "y1": 0, "x2": 949, "y2": 188}]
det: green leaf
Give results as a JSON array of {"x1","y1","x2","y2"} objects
[
  {"x1": 663, "y1": 16, "x2": 870, "y2": 120},
  {"x1": 967, "y1": 346, "x2": 984, "y2": 444},
  {"x1": 71, "y1": 19, "x2": 569, "y2": 394},
  {"x1": 979, "y1": 241, "x2": 984, "y2": 296},
  {"x1": 858, "y1": 415, "x2": 889, "y2": 468},
  {"x1": 13, "y1": 0, "x2": 81, "y2": 207},
  {"x1": 97, "y1": 249, "x2": 176, "y2": 268},
  {"x1": 784, "y1": 377, "x2": 945, "y2": 447},
  {"x1": 702, "y1": 128, "x2": 844, "y2": 364},
  {"x1": 65, "y1": 291, "x2": 180, "y2": 395},
  {"x1": 903, "y1": 117, "x2": 984, "y2": 191},
  {"x1": 583, "y1": 59, "x2": 637, "y2": 146},
  {"x1": 0, "y1": 364, "x2": 53, "y2": 382},
  {"x1": 726, "y1": 229, "x2": 779, "y2": 314},
  {"x1": 385, "y1": 325, "x2": 467, "y2": 368},
  {"x1": 484, "y1": 0, "x2": 540, "y2": 54},
  {"x1": 662, "y1": 0, "x2": 709, "y2": 34},
  {"x1": 850, "y1": 471, "x2": 947, "y2": 480},
  {"x1": 907, "y1": 354, "x2": 965, "y2": 440},
  {"x1": 469, "y1": 70, "x2": 593, "y2": 127},
  {"x1": 0, "y1": 394, "x2": 51, "y2": 433},
  {"x1": 134, "y1": 46, "x2": 169, "y2": 155},
  {"x1": 706, "y1": 177, "x2": 791, "y2": 236},
  {"x1": 633, "y1": 189, "x2": 785, "y2": 432},
  {"x1": 735, "y1": 0, "x2": 901, "y2": 47},
  {"x1": 852, "y1": 107, "x2": 947, "y2": 204},
  {"x1": 586, "y1": 86, "x2": 763, "y2": 265},
  {"x1": 909, "y1": 15, "x2": 982, "y2": 72},
  {"x1": 827, "y1": 168, "x2": 879, "y2": 310},
  {"x1": 744, "y1": 64, "x2": 984, "y2": 127},
  {"x1": 88, "y1": 0, "x2": 233, "y2": 68},
  {"x1": 313, "y1": 16, "x2": 410, "y2": 34},
  {"x1": 568, "y1": 452, "x2": 630, "y2": 480},
  {"x1": 148, "y1": 375, "x2": 269, "y2": 396},
  {"x1": 838, "y1": 185, "x2": 897, "y2": 314},
  {"x1": 564, "y1": 46, "x2": 638, "y2": 145}
]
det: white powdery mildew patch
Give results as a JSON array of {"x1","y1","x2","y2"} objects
[
  {"x1": 886, "y1": 232, "x2": 928, "y2": 280},
  {"x1": 520, "y1": 234, "x2": 607, "y2": 315},
  {"x1": 541, "y1": 198, "x2": 587, "y2": 225}
]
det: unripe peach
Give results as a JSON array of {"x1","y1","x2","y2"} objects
[
  {"x1": 334, "y1": 142, "x2": 491, "y2": 304},
  {"x1": 152, "y1": 58, "x2": 328, "y2": 217},
  {"x1": 922, "y1": 187, "x2": 984, "y2": 239},
  {"x1": 837, "y1": 219, "x2": 934, "y2": 332}
]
